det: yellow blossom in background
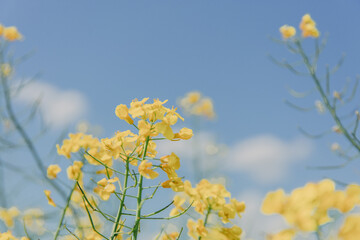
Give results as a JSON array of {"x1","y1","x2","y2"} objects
[
  {"x1": 179, "y1": 91, "x2": 216, "y2": 119},
  {"x1": 23, "y1": 209, "x2": 46, "y2": 235},
  {"x1": 279, "y1": 25, "x2": 296, "y2": 39},
  {"x1": 1, "y1": 64, "x2": 12, "y2": 77},
  {"x1": 0, "y1": 24, "x2": 4, "y2": 36},
  {"x1": 193, "y1": 98, "x2": 215, "y2": 119},
  {"x1": 138, "y1": 160, "x2": 159, "y2": 179},
  {"x1": 44, "y1": 190, "x2": 56, "y2": 207},
  {"x1": 262, "y1": 179, "x2": 360, "y2": 236},
  {"x1": 3, "y1": 26, "x2": 22, "y2": 41},
  {"x1": 0, "y1": 207, "x2": 20, "y2": 228},
  {"x1": 299, "y1": 14, "x2": 319, "y2": 38},
  {"x1": 67, "y1": 161, "x2": 83, "y2": 180},
  {"x1": 93, "y1": 177, "x2": 119, "y2": 201},
  {"x1": 338, "y1": 215, "x2": 360, "y2": 240},
  {"x1": 187, "y1": 219, "x2": 208, "y2": 239},
  {"x1": 47, "y1": 164, "x2": 61, "y2": 179},
  {"x1": 170, "y1": 195, "x2": 186, "y2": 216}
]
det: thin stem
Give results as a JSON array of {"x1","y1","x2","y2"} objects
[
  {"x1": 295, "y1": 40, "x2": 360, "y2": 153},
  {"x1": 0, "y1": 75, "x2": 68, "y2": 199},
  {"x1": 111, "y1": 157, "x2": 130, "y2": 239},
  {"x1": 132, "y1": 136, "x2": 150, "y2": 239},
  {"x1": 198, "y1": 206, "x2": 211, "y2": 240},
  {"x1": 53, "y1": 180, "x2": 78, "y2": 240}
]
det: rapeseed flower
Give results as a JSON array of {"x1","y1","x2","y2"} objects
[
  {"x1": 279, "y1": 25, "x2": 296, "y2": 39},
  {"x1": 3, "y1": 26, "x2": 22, "y2": 41},
  {"x1": 67, "y1": 161, "x2": 83, "y2": 180},
  {"x1": 94, "y1": 177, "x2": 119, "y2": 201},
  {"x1": 0, "y1": 207, "x2": 20, "y2": 227},
  {"x1": 47, "y1": 164, "x2": 61, "y2": 179},
  {"x1": 138, "y1": 160, "x2": 159, "y2": 179},
  {"x1": 299, "y1": 14, "x2": 319, "y2": 38},
  {"x1": 44, "y1": 190, "x2": 56, "y2": 207}
]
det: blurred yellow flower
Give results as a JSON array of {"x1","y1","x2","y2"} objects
[
  {"x1": 0, "y1": 24, "x2": 4, "y2": 36},
  {"x1": 0, "y1": 207, "x2": 20, "y2": 228},
  {"x1": 279, "y1": 25, "x2": 296, "y2": 39},
  {"x1": 44, "y1": 190, "x2": 56, "y2": 207},
  {"x1": 47, "y1": 164, "x2": 61, "y2": 179},
  {"x1": 338, "y1": 215, "x2": 360, "y2": 240},
  {"x1": 3, "y1": 26, "x2": 22, "y2": 41},
  {"x1": 67, "y1": 161, "x2": 83, "y2": 180},
  {"x1": 299, "y1": 14, "x2": 319, "y2": 38}
]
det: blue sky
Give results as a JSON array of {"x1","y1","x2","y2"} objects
[{"x1": 1, "y1": 0, "x2": 360, "y2": 238}]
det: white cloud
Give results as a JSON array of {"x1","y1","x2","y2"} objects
[
  {"x1": 227, "y1": 135, "x2": 313, "y2": 183},
  {"x1": 16, "y1": 81, "x2": 88, "y2": 128}
]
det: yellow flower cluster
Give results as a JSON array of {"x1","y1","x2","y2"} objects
[
  {"x1": 57, "y1": 98, "x2": 193, "y2": 201},
  {"x1": 299, "y1": 14, "x2": 319, "y2": 38},
  {"x1": 179, "y1": 91, "x2": 215, "y2": 119},
  {"x1": 279, "y1": 14, "x2": 319, "y2": 39},
  {"x1": 0, "y1": 24, "x2": 22, "y2": 41},
  {"x1": 262, "y1": 179, "x2": 360, "y2": 238},
  {"x1": 171, "y1": 179, "x2": 245, "y2": 239}
]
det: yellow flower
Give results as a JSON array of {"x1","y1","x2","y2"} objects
[
  {"x1": 193, "y1": 98, "x2": 215, "y2": 119},
  {"x1": 94, "y1": 177, "x2": 119, "y2": 201},
  {"x1": 1, "y1": 64, "x2": 12, "y2": 77},
  {"x1": 279, "y1": 25, "x2": 296, "y2": 39},
  {"x1": 3, "y1": 26, "x2": 22, "y2": 41},
  {"x1": 261, "y1": 189, "x2": 287, "y2": 214},
  {"x1": 67, "y1": 161, "x2": 83, "y2": 180},
  {"x1": 0, "y1": 207, "x2": 20, "y2": 228},
  {"x1": 44, "y1": 190, "x2": 56, "y2": 207},
  {"x1": 138, "y1": 160, "x2": 159, "y2": 179},
  {"x1": 187, "y1": 219, "x2": 208, "y2": 239},
  {"x1": 0, "y1": 24, "x2": 4, "y2": 36},
  {"x1": 47, "y1": 164, "x2": 61, "y2": 179},
  {"x1": 115, "y1": 104, "x2": 133, "y2": 124},
  {"x1": 174, "y1": 128, "x2": 193, "y2": 140},
  {"x1": 170, "y1": 195, "x2": 186, "y2": 216},
  {"x1": 299, "y1": 14, "x2": 319, "y2": 38},
  {"x1": 338, "y1": 215, "x2": 360, "y2": 240},
  {"x1": 160, "y1": 152, "x2": 180, "y2": 170}
]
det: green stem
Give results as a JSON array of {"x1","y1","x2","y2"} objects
[
  {"x1": 198, "y1": 206, "x2": 212, "y2": 240},
  {"x1": 296, "y1": 40, "x2": 360, "y2": 153},
  {"x1": 0, "y1": 76, "x2": 68, "y2": 199},
  {"x1": 110, "y1": 157, "x2": 130, "y2": 239},
  {"x1": 132, "y1": 136, "x2": 150, "y2": 240},
  {"x1": 53, "y1": 181, "x2": 77, "y2": 240}
]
